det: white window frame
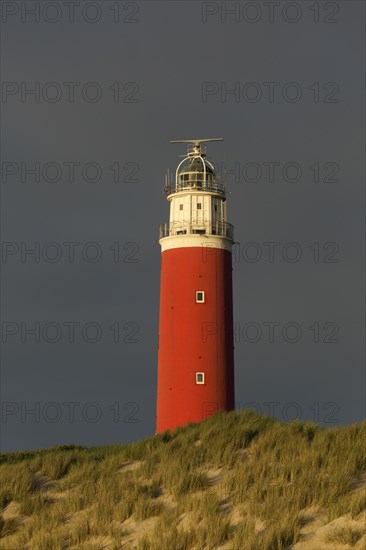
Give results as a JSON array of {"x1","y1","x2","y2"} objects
[
  {"x1": 196, "y1": 291, "x2": 205, "y2": 303},
  {"x1": 196, "y1": 372, "x2": 205, "y2": 384}
]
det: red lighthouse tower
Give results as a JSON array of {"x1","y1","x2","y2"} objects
[{"x1": 156, "y1": 139, "x2": 235, "y2": 433}]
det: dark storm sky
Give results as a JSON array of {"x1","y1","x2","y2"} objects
[{"x1": 1, "y1": 0, "x2": 365, "y2": 451}]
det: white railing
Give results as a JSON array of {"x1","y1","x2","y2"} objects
[
  {"x1": 164, "y1": 180, "x2": 226, "y2": 196},
  {"x1": 159, "y1": 221, "x2": 234, "y2": 240}
]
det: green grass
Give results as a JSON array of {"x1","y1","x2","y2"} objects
[{"x1": 0, "y1": 410, "x2": 365, "y2": 549}]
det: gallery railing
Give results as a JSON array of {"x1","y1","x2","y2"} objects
[
  {"x1": 159, "y1": 221, "x2": 234, "y2": 240},
  {"x1": 164, "y1": 180, "x2": 226, "y2": 196}
]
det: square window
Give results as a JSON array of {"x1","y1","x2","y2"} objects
[
  {"x1": 196, "y1": 291, "x2": 205, "y2": 303},
  {"x1": 214, "y1": 205, "x2": 217, "y2": 211},
  {"x1": 197, "y1": 203, "x2": 202, "y2": 209},
  {"x1": 180, "y1": 204, "x2": 183, "y2": 210},
  {"x1": 196, "y1": 372, "x2": 204, "y2": 384}
]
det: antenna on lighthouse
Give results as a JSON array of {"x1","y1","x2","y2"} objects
[
  {"x1": 171, "y1": 138, "x2": 223, "y2": 158},
  {"x1": 170, "y1": 138, "x2": 224, "y2": 144}
]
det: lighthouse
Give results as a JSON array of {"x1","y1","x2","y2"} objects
[{"x1": 156, "y1": 139, "x2": 235, "y2": 433}]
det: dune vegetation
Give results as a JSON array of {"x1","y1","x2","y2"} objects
[{"x1": 0, "y1": 410, "x2": 365, "y2": 549}]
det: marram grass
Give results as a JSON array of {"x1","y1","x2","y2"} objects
[{"x1": 0, "y1": 410, "x2": 365, "y2": 549}]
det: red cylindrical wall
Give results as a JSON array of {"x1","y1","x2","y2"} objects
[{"x1": 156, "y1": 245, "x2": 235, "y2": 433}]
